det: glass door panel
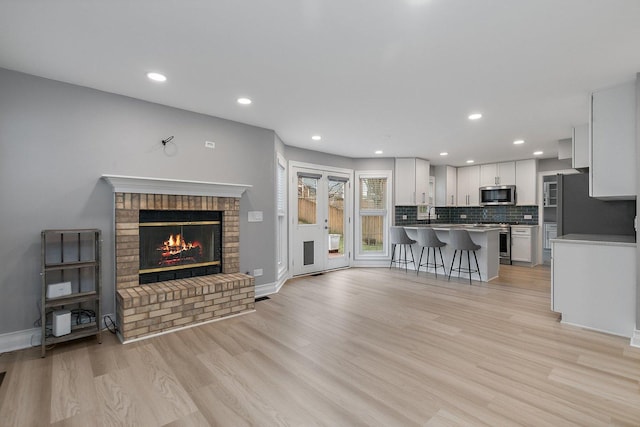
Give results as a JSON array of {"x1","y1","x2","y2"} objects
[{"x1": 328, "y1": 179, "x2": 345, "y2": 257}]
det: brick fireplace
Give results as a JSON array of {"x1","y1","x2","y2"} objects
[{"x1": 102, "y1": 175, "x2": 255, "y2": 342}]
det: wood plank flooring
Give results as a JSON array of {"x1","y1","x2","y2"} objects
[{"x1": 1, "y1": 265, "x2": 640, "y2": 426}]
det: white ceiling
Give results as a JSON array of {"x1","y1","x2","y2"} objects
[{"x1": 1, "y1": 0, "x2": 639, "y2": 166}]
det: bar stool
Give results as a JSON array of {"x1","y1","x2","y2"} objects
[
  {"x1": 448, "y1": 229, "x2": 481, "y2": 285},
  {"x1": 415, "y1": 228, "x2": 447, "y2": 277},
  {"x1": 389, "y1": 226, "x2": 416, "y2": 272}
]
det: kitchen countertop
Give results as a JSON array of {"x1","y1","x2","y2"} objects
[
  {"x1": 551, "y1": 233, "x2": 636, "y2": 247},
  {"x1": 404, "y1": 224, "x2": 502, "y2": 232}
]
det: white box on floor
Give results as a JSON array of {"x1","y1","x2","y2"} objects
[{"x1": 52, "y1": 309, "x2": 71, "y2": 337}]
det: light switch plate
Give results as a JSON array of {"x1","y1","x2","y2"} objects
[{"x1": 248, "y1": 211, "x2": 263, "y2": 222}]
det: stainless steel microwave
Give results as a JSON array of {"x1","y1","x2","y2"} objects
[{"x1": 479, "y1": 185, "x2": 516, "y2": 205}]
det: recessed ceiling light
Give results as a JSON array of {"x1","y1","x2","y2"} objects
[
  {"x1": 146, "y1": 72, "x2": 166, "y2": 82},
  {"x1": 375, "y1": 150, "x2": 383, "y2": 155},
  {"x1": 237, "y1": 97, "x2": 252, "y2": 105},
  {"x1": 533, "y1": 151, "x2": 543, "y2": 156},
  {"x1": 312, "y1": 135, "x2": 322, "y2": 141},
  {"x1": 513, "y1": 140, "x2": 525, "y2": 145},
  {"x1": 468, "y1": 113, "x2": 482, "y2": 120},
  {"x1": 440, "y1": 152, "x2": 449, "y2": 156},
  {"x1": 466, "y1": 159, "x2": 475, "y2": 164}
]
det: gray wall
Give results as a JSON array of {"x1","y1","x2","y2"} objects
[
  {"x1": 538, "y1": 158, "x2": 573, "y2": 172},
  {"x1": 284, "y1": 145, "x2": 355, "y2": 170},
  {"x1": 0, "y1": 68, "x2": 277, "y2": 334}
]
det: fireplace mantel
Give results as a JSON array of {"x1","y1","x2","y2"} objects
[{"x1": 102, "y1": 174, "x2": 252, "y2": 198}]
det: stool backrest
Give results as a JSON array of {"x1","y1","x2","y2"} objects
[
  {"x1": 449, "y1": 229, "x2": 481, "y2": 251},
  {"x1": 390, "y1": 226, "x2": 415, "y2": 244},
  {"x1": 415, "y1": 227, "x2": 445, "y2": 247}
]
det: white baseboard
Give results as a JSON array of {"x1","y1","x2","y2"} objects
[
  {"x1": 0, "y1": 313, "x2": 115, "y2": 353},
  {"x1": 0, "y1": 328, "x2": 41, "y2": 353},
  {"x1": 351, "y1": 260, "x2": 392, "y2": 268},
  {"x1": 631, "y1": 330, "x2": 640, "y2": 348},
  {"x1": 255, "y1": 275, "x2": 288, "y2": 298}
]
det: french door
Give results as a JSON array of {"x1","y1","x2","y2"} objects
[{"x1": 291, "y1": 165, "x2": 351, "y2": 276}]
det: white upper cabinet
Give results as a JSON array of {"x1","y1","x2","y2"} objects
[
  {"x1": 457, "y1": 165, "x2": 480, "y2": 206},
  {"x1": 434, "y1": 165, "x2": 457, "y2": 206},
  {"x1": 572, "y1": 123, "x2": 589, "y2": 169},
  {"x1": 480, "y1": 162, "x2": 516, "y2": 186},
  {"x1": 515, "y1": 159, "x2": 537, "y2": 205},
  {"x1": 590, "y1": 80, "x2": 636, "y2": 199},
  {"x1": 395, "y1": 158, "x2": 431, "y2": 205}
]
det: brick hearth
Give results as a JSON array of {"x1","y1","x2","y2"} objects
[{"x1": 113, "y1": 192, "x2": 254, "y2": 342}]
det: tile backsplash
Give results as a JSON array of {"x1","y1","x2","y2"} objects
[{"x1": 395, "y1": 205, "x2": 538, "y2": 226}]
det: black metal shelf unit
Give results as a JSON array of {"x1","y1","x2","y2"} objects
[{"x1": 40, "y1": 229, "x2": 102, "y2": 357}]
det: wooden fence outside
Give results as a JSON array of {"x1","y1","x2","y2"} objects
[
  {"x1": 298, "y1": 199, "x2": 343, "y2": 234},
  {"x1": 298, "y1": 199, "x2": 384, "y2": 247}
]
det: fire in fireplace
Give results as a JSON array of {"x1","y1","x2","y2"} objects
[{"x1": 139, "y1": 210, "x2": 222, "y2": 284}]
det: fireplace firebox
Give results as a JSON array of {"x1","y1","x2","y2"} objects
[{"x1": 139, "y1": 210, "x2": 222, "y2": 284}]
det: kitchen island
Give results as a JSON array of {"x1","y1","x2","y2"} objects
[
  {"x1": 551, "y1": 233, "x2": 636, "y2": 338},
  {"x1": 404, "y1": 224, "x2": 500, "y2": 282}
]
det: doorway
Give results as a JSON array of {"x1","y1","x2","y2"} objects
[{"x1": 291, "y1": 163, "x2": 352, "y2": 276}]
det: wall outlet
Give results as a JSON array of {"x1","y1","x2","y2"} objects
[
  {"x1": 204, "y1": 140, "x2": 215, "y2": 149},
  {"x1": 253, "y1": 268, "x2": 263, "y2": 277},
  {"x1": 460, "y1": 214, "x2": 467, "y2": 219},
  {"x1": 402, "y1": 215, "x2": 407, "y2": 220},
  {"x1": 524, "y1": 214, "x2": 532, "y2": 220}
]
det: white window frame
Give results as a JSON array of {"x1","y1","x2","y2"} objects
[
  {"x1": 355, "y1": 170, "x2": 392, "y2": 260},
  {"x1": 276, "y1": 153, "x2": 288, "y2": 279}
]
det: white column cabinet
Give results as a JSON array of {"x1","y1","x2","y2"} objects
[
  {"x1": 480, "y1": 162, "x2": 516, "y2": 187},
  {"x1": 456, "y1": 165, "x2": 480, "y2": 206},
  {"x1": 572, "y1": 124, "x2": 589, "y2": 169},
  {"x1": 395, "y1": 158, "x2": 431, "y2": 205},
  {"x1": 415, "y1": 159, "x2": 430, "y2": 204},
  {"x1": 589, "y1": 80, "x2": 636, "y2": 199},
  {"x1": 515, "y1": 159, "x2": 537, "y2": 205},
  {"x1": 434, "y1": 165, "x2": 457, "y2": 206}
]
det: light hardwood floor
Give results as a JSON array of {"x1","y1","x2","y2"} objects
[{"x1": 1, "y1": 265, "x2": 640, "y2": 426}]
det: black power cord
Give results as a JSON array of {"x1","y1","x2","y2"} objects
[{"x1": 104, "y1": 315, "x2": 118, "y2": 334}]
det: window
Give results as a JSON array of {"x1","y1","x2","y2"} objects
[
  {"x1": 355, "y1": 171, "x2": 392, "y2": 258},
  {"x1": 297, "y1": 176, "x2": 318, "y2": 225},
  {"x1": 276, "y1": 154, "x2": 288, "y2": 277}
]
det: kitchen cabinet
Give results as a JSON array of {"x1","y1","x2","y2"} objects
[
  {"x1": 434, "y1": 165, "x2": 457, "y2": 206},
  {"x1": 543, "y1": 181, "x2": 557, "y2": 207},
  {"x1": 511, "y1": 225, "x2": 537, "y2": 263},
  {"x1": 572, "y1": 123, "x2": 589, "y2": 169},
  {"x1": 428, "y1": 176, "x2": 435, "y2": 205},
  {"x1": 480, "y1": 162, "x2": 516, "y2": 187},
  {"x1": 456, "y1": 165, "x2": 480, "y2": 206},
  {"x1": 395, "y1": 158, "x2": 431, "y2": 205},
  {"x1": 515, "y1": 159, "x2": 537, "y2": 205},
  {"x1": 543, "y1": 223, "x2": 557, "y2": 250},
  {"x1": 590, "y1": 80, "x2": 636, "y2": 199}
]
